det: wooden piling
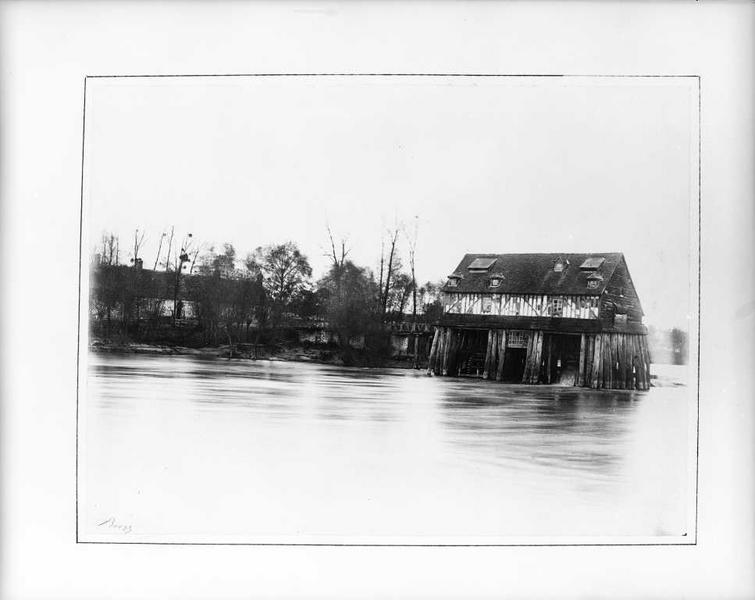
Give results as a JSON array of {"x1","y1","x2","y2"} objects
[
  {"x1": 441, "y1": 328, "x2": 451, "y2": 376},
  {"x1": 488, "y1": 330, "x2": 498, "y2": 380},
  {"x1": 482, "y1": 329, "x2": 494, "y2": 379},
  {"x1": 639, "y1": 334, "x2": 651, "y2": 390},
  {"x1": 597, "y1": 334, "x2": 606, "y2": 388},
  {"x1": 522, "y1": 333, "x2": 534, "y2": 384},
  {"x1": 496, "y1": 330, "x2": 507, "y2": 381},
  {"x1": 627, "y1": 334, "x2": 634, "y2": 389},
  {"x1": 529, "y1": 331, "x2": 544, "y2": 384},
  {"x1": 447, "y1": 329, "x2": 459, "y2": 376},
  {"x1": 574, "y1": 333, "x2": 587, "y2": 387},
  {"x1": 603, "y1": 333, "x2": 611, "y2": 389},
  {"x1": 426, "y1": 327, "x2": 440, "y2": 375}
]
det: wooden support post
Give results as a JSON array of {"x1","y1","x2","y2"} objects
[
  {"x1": 441, "y1": 328, "x2": 451, "y2": 376},
  {"x1": 610, "y1": 333, "x2": 617, "y2": 389},
  {"x1": 639, "y1": 335, "x2": 651, "y2": 390},
  {"x1": 546, "y1": 334, "x2": 553, "y2": 384},
  {"x1": 538, "y1": 331, "x2": 545, "y2": 384},
  {"x1": 496, "y1": 330, "x2": 507, "y2": 381},
  {"x1": 636, "y1": 334, "x2": 643, "y2": 390},
  {"x1": 620, "y1": 334, "x2": 626, "y2": 389},
  {"x1": 426, "y1": 327, "x2": 440, "y2": 375},
  {"x1": 488, "y1": 330, "x2": 496, "y2": 380},
  {"x1": 617, "y1": 333, "x2": 624, "y2": 389},
  {"x1": 627, "y1": 334, "x2": 636, "y2": 389},
  {"x1": 482, "y1": 329, "x2": 494, "y2": 379},
  {"x1": 602, "y1": 333, "x2": 610, "y2": 389},
  {"x1": 448, "y1": 329, "x2": 460, "y2": 376},
  {"x1": 530, "y1": 331, "x2": 544, "y2": 384},
  {"x1": 591, "y1": 334, "x2": 601, "y2": 388},
  {"x1": 443, "y1": 329, "x2": 452, "y2": 376},
  {"x1": 522, "y1": 332, "x2": 534, "y2": 384},
  {"x1": 625, "y1": 334, "x2": 632, "y2": 389},
  {"x1": 434, "y1": 327, "x2": 443, "y2": 375},
  {"x1": 596, "y1": 334, "x2": 604, "y2": 388},
  {"x1": 577, "y1": 334, "x2": 586, "y2": 387},
  {"x1": 492, "y1": 330, "x2": 500, "y2": 378}
]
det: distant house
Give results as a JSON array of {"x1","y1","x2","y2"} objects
[{"x1": 427, "y1": 253, "x2": 651, "y2": 390}]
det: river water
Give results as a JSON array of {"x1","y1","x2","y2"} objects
[{"x1": 79, "y1": 354, "x2": 694, "y2": 544}]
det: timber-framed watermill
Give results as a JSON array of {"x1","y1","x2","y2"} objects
[{"x1": 426, "y1": 253, "x2": 651, "y2": 390}]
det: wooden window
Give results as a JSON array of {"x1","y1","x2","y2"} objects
[
  {"x1": 587, "y1": 279, "x2": 599, "y2": 289},
  {"x1": 550, "y1": 297, "x2": 563, "y2": 317},
  {"x1": 447, "y1": 278, "x2": 458, "y2": 287},
  {"x1": 507, "y1": 331, "x2": 529, "y2": 348},
  {"x1": 481, "y1": 296, "x2": 493, "y2": 314},
  {"x1": 489, "y1": 278, "x2": 501, "y2": 288}
]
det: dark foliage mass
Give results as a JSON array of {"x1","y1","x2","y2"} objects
[{"x1": 89, "y1": 234, "x2": 442, "y2": 363}]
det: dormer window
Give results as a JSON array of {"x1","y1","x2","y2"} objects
[
  {"x1": 579, "y1": 257, "x2": 605, "y2": 271},
  {"x1": 468, "y1": 257, "x2": 497, "y2": 272},
  {"x1": 447, "y1": 273, "x2": 462, "y2": 288},
  {"x1": 554, "y1": 257, "x2": 569, "y2": 272},
  {"x1": 489, "y1": 278, "x2": 501, "y2": 288},
  {"x1": 587, "y1": 272, "x2": 603, "y2": 290}
]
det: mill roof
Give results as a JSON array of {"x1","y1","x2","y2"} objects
[{"x1": 443, "y1": 252, "x2": 625, "y2": 296}]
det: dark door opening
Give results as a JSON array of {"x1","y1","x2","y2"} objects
[
  {"x1": 544, "y1": 333, "x2": 582, "y2": 386},
  {"x1": 455, "y1": 329, "x2": 489, "y2": 377},
  {"x1": 501, "y1": 347, "x2": 527, "y2": 382}
]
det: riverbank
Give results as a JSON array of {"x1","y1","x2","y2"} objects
[
  {"x1": 88, "y1": 339, "x2": 689, "y2": 386},
  {"x1": 88, "y1": 339, "x2": 420, "y2": 369}
]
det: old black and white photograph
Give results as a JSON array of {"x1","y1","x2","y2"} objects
[
  {"x1": 3, "y1": 1, "x2": 755, "y2": 598},
  {"x1": 77, "y1": 74, "x2": 699, "y2": 544}
]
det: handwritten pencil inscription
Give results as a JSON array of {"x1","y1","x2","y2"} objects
[{"x1": 97, "y1": 517, "x2": 132, "y2": 534}]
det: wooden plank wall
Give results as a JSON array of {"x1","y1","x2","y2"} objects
[
  {"x1": 578, "y1": 332, "x2": 650, "y2": 390},
  {"x1": 428, "y1": 326, "x2": 651, "y2": 390}
]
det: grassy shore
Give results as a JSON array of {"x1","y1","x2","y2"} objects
[{"x1": 89, "y1": 338, "x2": 420, "y2": 369}]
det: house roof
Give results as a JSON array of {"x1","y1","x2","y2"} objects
[{"x1": 443, "y1": 253, "x2": 624, "y2": 296}]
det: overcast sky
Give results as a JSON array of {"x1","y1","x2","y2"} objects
[{"x1": 84, "y1": 75, "x2": 697, "y2": 330}]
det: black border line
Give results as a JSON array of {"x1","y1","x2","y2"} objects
[
  {"x1": 84, "y1": 73, "x2": 699, "y2": 79},
  {"x1": 694, "y1": 75, "x2": 702, "y2": 545},
  {"x1": 76, "y1": 76, "x2": 87, "y2": 544},
  {"x1": 76, "y1": 72, "x2": 702, "y2": 547}
]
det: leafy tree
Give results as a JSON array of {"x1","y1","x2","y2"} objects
[
  {"x1": 198, "y1": 243, "x2": 237, "y2": 278},
  {"x1": 317, "y1": 261, "x2": 384, "y2": 363},
  {"x1": 245, "y1": 242, "x2": 312, "y2": 324},
  {"x1": 384, "y1": 271, "x2": 413, "y2": 319}
]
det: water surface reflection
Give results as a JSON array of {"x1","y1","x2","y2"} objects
[{"x1": 81, "y1": 354, "x2": 692, "y2": 542}]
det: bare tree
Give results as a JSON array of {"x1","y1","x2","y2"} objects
[
  {"x1": 130, "y1": 228, "x2": 146, "y2": 267},
  {"x1": 188, "y1": 243, "x2": 205, "y2": 274},
  {"x1": 404, "y1": 217, "x2": 420, "y2": 367},
  {"x1": 100, "y1": 232, "x2": 120, "y2": 265},
  {"x1": 153, "y1": 231, "x2": 167, "y2": 270},
  {"x1": 381, "y1": 227, "x2": 400, "y2": 318},
  {"x1": 404, "y1": 217, "x2": 419, "y2": 318},
  {"x1": 378, "y1": 237, "x2": 385, "y2": 299},
  {"x1": 164, "y1": 226, "x2": 175, "y2": 271},
  {"x1": 326, "y1": 223, "x2": 350, "y2": 269},
  {"x1": 170, "y1": 231, "x2": 193, "y2": 325}
]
